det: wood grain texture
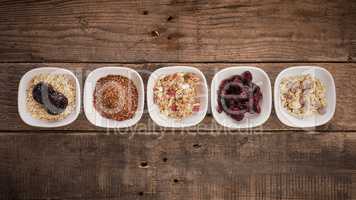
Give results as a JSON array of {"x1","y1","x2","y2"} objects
[
  {"x1": 1, "y1": 63, "x2": 355, "y2": 132},
  {"x1": 0, "y1": 0, "x2": 355, "y2": 62},
  {"x1": 0, "y1": 132, "x2": 355, "y2": 199},
  {"x1": 1, "y1": 1, "x2": 356, "y2": 199}
]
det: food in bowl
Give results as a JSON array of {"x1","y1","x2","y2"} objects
[
  {"x1": 280, "y1": 74, "x2": 326, "y2": 117},
  {"x1": 216, "y1": 71, "x2": 263, "y2": 121},
  {"x1": 93, "y1": 75, "x2": 138, "y2": 121},
  {"x1": 26, "y1": 74, "x2": 76, "y2": 121},
  {"x1": 153, "y1": 72, "x2": 201, "y2": 119}
]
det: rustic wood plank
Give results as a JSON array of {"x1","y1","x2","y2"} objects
[
  {"x1": 0, "y1": 0, "x2": 355, "y2": 62},
  {"x1": 1, "y1": 63, "x2": 355, "y2": 132},
  {"x1": 0, "y1": 132, "x2": 355, "y2": 199}
]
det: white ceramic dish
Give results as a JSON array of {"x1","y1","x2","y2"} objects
[
  {"x1": 147, "y1": 66, "x2": 208, "y2": 128},
  {"x1": 84, "y1": 67, "x2": 144, "y2": 128},
  {"x1": 18, "y1": 67, "x2": 81, "y2": 127},
  {"x1": 211, "y1": 66, "x2": 272, "y2": 129},
  {"x1": 274, "y1": 66, "x2": 336, "y2": 128}
]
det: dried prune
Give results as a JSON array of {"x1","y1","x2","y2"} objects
[
  {"x1": 32, "y1": 82, "x2": 68, "y2": 115},
  {"x1": 216, "y1": 71, "x2": 262, "y2": 122},
  {"x1": 50, "y1": 91, "x2": 68, "y2": 109},
  {"x1": 32, "y1": 82, "x2": 54, "y2": 104}
]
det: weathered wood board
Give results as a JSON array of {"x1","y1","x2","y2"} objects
[
  {"x1": 0, "y1": 0, "x2": 355, "y2": 62},
  {"x1": 1, "y1": 0, "x2": 356, "y2": 199},
  {"x1": 0, "y1": 132, "x2": 355, "y2": 200}
]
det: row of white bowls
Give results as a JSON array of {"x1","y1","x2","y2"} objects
[{"x1": 18, "y1": 66, "x2": 336, "y2": 128}]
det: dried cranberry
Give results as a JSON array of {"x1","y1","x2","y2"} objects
[
  {"x1": 192, "y1": 104, "x2": 200, "y2": 112},
  {"x1": 167, "y1": 88, "x2": 176, "y2": 97},
  {"x1": 237, "y1": 90, "x2": 249, "y2": 100},
  {"x1": 217, "y1": 105, "x2": 223, "y2": 113},
  {"x1": 241, "y1": 71, "x2": 252, "y2": 83},
  {"x1": 231, "y1": 114, "x2": 244, "y2": 121},
  {"x1": 253, "y1": 85, "x2": 260, "y2": 95},
  {"x1": 233, "y1": 75, "x2": 243, "y2": 83},
  {"x1": 253, "y1": 103, "x2": 261, "y2": 114},
  {"x1": 171, "y1": 104, "x2": 178, "y2": 112}
]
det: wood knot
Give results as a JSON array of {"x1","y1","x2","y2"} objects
[
  {"x1": 151, "y1": 30, "x2": 160, "y2": 38},
  {"x1": 348, "y1": 55, "x2": 353, "y2": 62},
  {"x1": 167, "y1": 16, "x2": 174, "y2": 21},
  {"x1": 139, "y1": 161, "x2": 149, "y2": 168},
  {"x1": 193, "y1": 143, "x2": 202, "y2": 149},
  {"x1": 239, "y1": 137, "x2": 248, "y2": 146}
]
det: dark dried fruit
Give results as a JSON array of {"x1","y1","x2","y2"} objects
[
  {"x1": 216, "y1": 71, "x2": 262, "y2": 121},
  {"x1": 231, "y1": 113, "x2": 244, "y2": 121},
  {"x1": 241, "y1": 71, "x2": 252, "y2": 83},
  {"x1": 32, "y1": 82, "x2": 54, "y2": 104},
  {"x1": 32, "y1": 82, "x2": 68, "y2": 115}
]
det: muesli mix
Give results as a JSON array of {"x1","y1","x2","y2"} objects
[
  {"x1": 280, "y1": 74, "x2": 326, "y2": 117},
  {"x1": 153, "y1": 72, "x2": 201, "y2": 119}
]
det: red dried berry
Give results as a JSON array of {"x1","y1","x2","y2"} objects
[
  {"x1": 167, "y1": 88, "x2": 176, "y2": 97},
  {"x1": 192, "y1": 104, "x2": 200, "y2": 112},
  {"x1": 217, "y1": 71, "x2": 262, "y2": 122},
  {"x1": 217, "y1": 105, "x2": 223, "y2": 113},
  {"x1": 231, "y1": 114, "x2": 244, "y2": 121},
  {"x1": 171, "y1": 104, "x2": 178, "y2": 112},
  {"x1": 253, "y1": 103, "x2": 261, "y2": 114},
  {"x1": 241, "y1": 71, "x2": 252, "y2": 83}
]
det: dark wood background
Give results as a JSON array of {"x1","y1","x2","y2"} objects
[{"x1": 1, "y1": 0, "x2": 356, "y2": 199}]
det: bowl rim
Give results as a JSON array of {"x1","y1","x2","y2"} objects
[
  {"x1": 18, "y1": 67, "x2": 81, "y2": 127},
  {"x1": 83, "y1": 66, "x2": 145, "y2": 128},
  {"x1": 146, "y1": 66, "x2": 209, "y2": 128},
  {"x1": 211, "y1": 66, "x2": 272, "y2": 128},
  {"x1": 273, "y1": 65, "x2": 336, "y2": 128}
]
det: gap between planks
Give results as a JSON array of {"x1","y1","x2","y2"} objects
[
  {"x1": 0, "y1": 61, "x2": 355, "y2": 64},
  {"x1": 0, "y1": 130, "x2": 353, "y2": 135}
]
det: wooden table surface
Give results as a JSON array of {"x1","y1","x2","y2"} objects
[{"x1": 1, "y1": 0, "x2": 356, "y2": 199}]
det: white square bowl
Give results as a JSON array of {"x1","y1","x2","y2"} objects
[
  {"x1": 18, "y1": 67, "x2": 81, "y2": 127},
  {"x1": 147, "y1": 66, "x2": 208, "y2": 128},
  {"x1": 211, "y1": 66, "x2": 272, "y2": 129},
  {"x1": 84, "y1": 67, "x2": 144, "y2": 128},
  {"x1": 274, "y1": 66, "x2": 336, "y2": 128}
]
